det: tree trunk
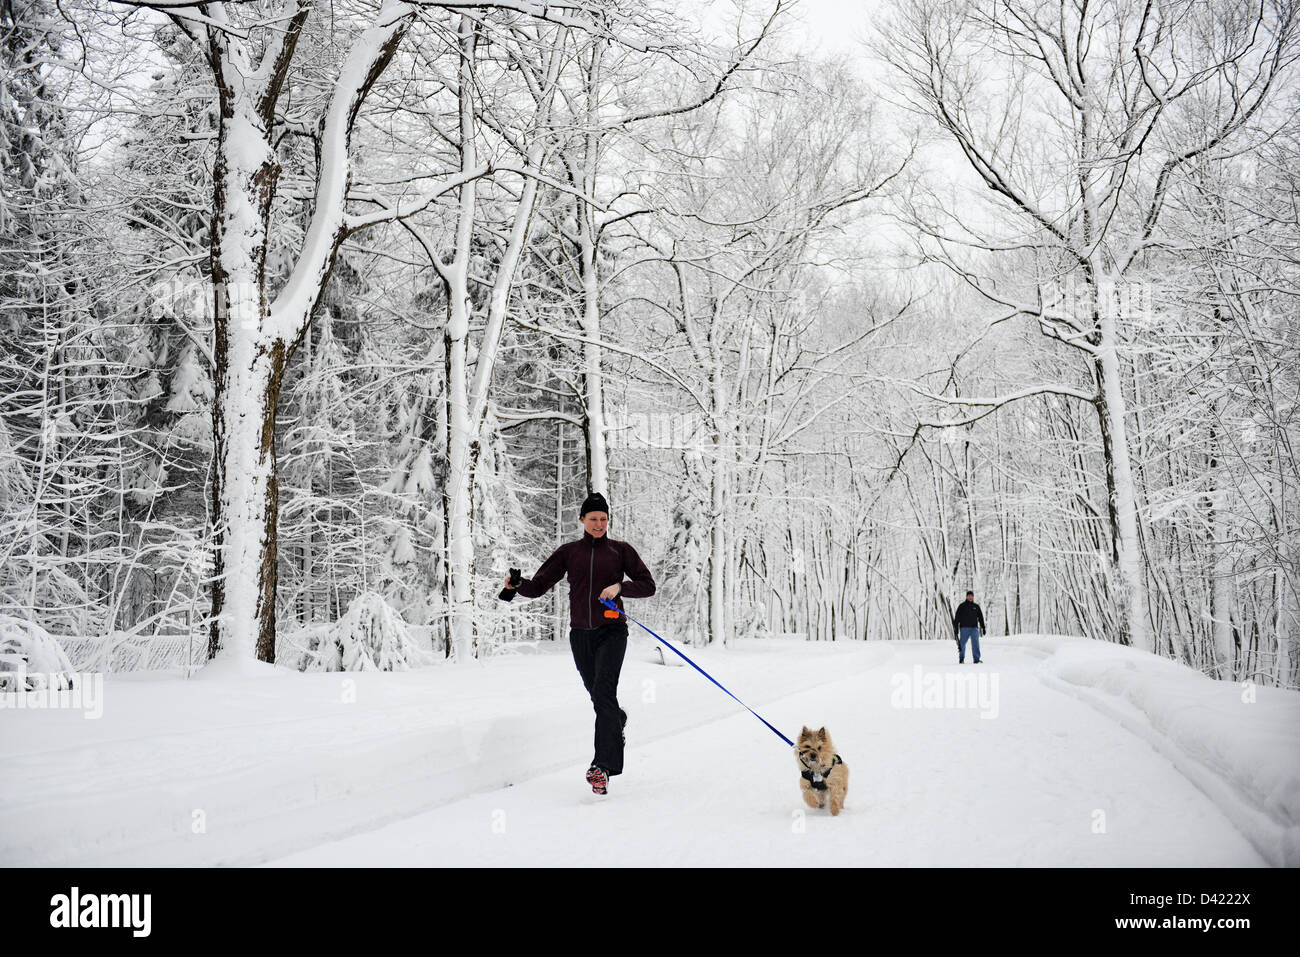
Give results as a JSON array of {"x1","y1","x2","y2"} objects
[
  {"x1": 1093, "y1": 305, "x2": 1152, "y2": 654},
  {"x1": 1208, "y1": 425, "x2": 1235, "y2": 678},
  {"x1": 444, "y1": 294, "x2": 475, "y2": 662},
  {"x1": 207, "y1": 89, "x2": 284, "y2": 664},
  {"x1": 709, "y1": 332, "x2": 727, "y2": 645},
  {"x1": 440, "y1": 16, "x2": 481, "y2": 664},
  {"x1": 581, "y1": 237, "x2": 608, "y2": 494}
]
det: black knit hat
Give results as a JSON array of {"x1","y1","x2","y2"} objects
[{"x1": 580, "y1": 492, "x2": 609, "y2": 517}]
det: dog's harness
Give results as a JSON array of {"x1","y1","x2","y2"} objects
[{"x1": 801, "y1": 754, "x2": 842, "y2": 791}]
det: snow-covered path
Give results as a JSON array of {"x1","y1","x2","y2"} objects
[
  {"x1": 5, "y1": 634, "x2": 1293, "y2": 867},
  {"x1": 264, "y1": 641, "x2": 1267, "y2": 867}
]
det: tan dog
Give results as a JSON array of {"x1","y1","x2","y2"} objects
[{"x1": 795, "y1": 726, "x2": 849, "y2": 816}]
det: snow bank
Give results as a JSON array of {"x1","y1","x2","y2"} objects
[{"x1": 1005, "y1": 635, "x2": 1300, "y2": 867}]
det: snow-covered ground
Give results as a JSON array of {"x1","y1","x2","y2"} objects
[{"x1": 2, "y1": 634, "x2": 1295, "y2": 867}]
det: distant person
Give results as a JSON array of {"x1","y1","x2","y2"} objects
[
  {"x1": 501, "y1": 492, "x2": 656, "y2": 795},
  {"x1": 953, "y1": 590, "x2": 986, "y2": 664}
]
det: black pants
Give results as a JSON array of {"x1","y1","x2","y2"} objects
[{"x1": 569, "y1": 622, "x2": 628, "y2": 775}]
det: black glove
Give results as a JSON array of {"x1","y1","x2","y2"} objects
[{"x1": 498, "y1": 567, "x2": 522, "y2": 602}]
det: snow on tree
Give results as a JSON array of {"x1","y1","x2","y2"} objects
[
  {"x1": 0, "y1": 615, "x2": 76, "y2": 691},
  {"x1": 296, "y1": 590, "x2": 430, "y2": 671}
]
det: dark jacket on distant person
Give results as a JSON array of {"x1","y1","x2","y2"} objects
[
  {"x1": 953, "y1": 600, "x2": 986, "y2": 637},
  {"x1": 515, "y1": 531, "x2": 656, "y2": 630}
]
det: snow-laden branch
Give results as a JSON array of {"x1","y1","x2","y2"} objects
[
  {"x1": 254, "y1": 1, "x2": 314, "y2": 125},
  {"x1": 419, "y1": 1, "x2": 693, "y2": 54},
  {"x1": 342, "y1": 165, "x2": 492, "y2": 233},
  {"x1": 911, "y1": 383, "x2": 1098, "y2": 431},
  {"x1": 159, "y1": 5, "x2": 245, "y2": 43},
  {"x1": 467, "y1": 34, "x2": 568, "y2": 433},
  {"x1": 266, "y1": 0, "x2": 416, "y2": 346},
  {"x1": 507, "y1": 314, "x2": 712, "y2": 418},
  {"x1": 494, "y1": 408, "x2": 585, "y2": 429},
  {"x1": 597, "y1": 0, "x2": 788, "y2": 130}
]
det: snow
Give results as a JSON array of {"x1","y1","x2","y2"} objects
[
  {"x1": 0, "y1": 635, "x2": 1293, "y2": 867},
  {"x1": 0, "y1": 616, "x2": 76, "y2": 690},
  {"x1": 164, "y1": 345, "x2": 212, "y2": 415},
  {"x1": 296, "y1": 592, "x2": 431, "y2": 672},
  {"x1": 1007, "y1": 636, "x2": 1300, "y2": 866}
]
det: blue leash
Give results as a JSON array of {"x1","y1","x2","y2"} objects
[{"x1": 600, "y1": 597, "x2": 794, "y2": 748}]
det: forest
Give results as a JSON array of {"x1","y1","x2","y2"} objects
[{"x1": 2, "y1": 0, "x2": 1296, "y2": 688}]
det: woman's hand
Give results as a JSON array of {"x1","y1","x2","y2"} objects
[
  {"x1": 503, "y1": 574, "x2": 516, "y2": 590},
  {"x1": 599, "y1": 583, "x2": 621, "y2": 601}
]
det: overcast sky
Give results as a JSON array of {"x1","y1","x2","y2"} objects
[{"x1": 797, "y1": 0, "x2": 881, "y2": 54}]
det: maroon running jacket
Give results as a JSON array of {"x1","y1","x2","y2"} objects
[{"x1": 515, "y1": 531, "x2": 656, "y2": 630}]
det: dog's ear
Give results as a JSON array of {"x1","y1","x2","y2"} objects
[
  {"x1": 801, "y1": 725, "x2": 811, "y2": 736},
  {"x1": 817, "y1": 727, "x2": 827, "y2": 741}
]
